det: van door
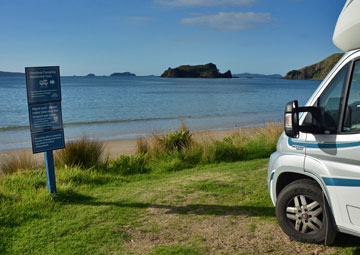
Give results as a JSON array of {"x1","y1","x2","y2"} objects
[{"x1": 305, "y1": 60, "x2": 360, "y2": 235}]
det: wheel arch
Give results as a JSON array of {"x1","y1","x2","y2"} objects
[{"x1": 275, "y1": 171, "x2": 333, "y2": 213}]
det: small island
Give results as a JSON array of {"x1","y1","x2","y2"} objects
[
  {"x1": 233, "y1": 73, "x2": 282, "y2": 79},
  {"x1": 161, "y1": 63, "x2": 232, "y2": 78},
  {"x1": 110, "y1": 72, "x2": 136, "y2": 77},
  {"x1": 86, "y1": 73, "x2": 96, "y2": 77}
]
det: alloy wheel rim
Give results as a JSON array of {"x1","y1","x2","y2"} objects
[{"x1": 286, "y1": 195, "x2": 323, "y2": 234}]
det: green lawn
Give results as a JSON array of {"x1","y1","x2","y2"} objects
[{"x1": 0, "y1": 159, "x2": 359, "y2": 254}]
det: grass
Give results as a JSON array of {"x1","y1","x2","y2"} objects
[
  {"x1": 132, "y1": 123, "x2": 283, "y2": 173},
  {"x1": 0, "y1": 159, "x2": 359, "y2": 254},
  {"x1": 0, "y1": 151, "x2": 37, "y2": 175},
  {"x1": 55, "y1": 136, "x2": 105, "y2": 169},
  {"x1": 1, "y1": 124, "x2": 359, "y2": 254}
]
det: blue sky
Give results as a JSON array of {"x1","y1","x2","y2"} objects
[{"x1": 0, "y1": 0, "x2": 346, "y2": 76}]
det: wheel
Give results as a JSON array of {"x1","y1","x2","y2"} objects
[{"x1": 276, "y1": 179, "x2": 335, "y2": 244}]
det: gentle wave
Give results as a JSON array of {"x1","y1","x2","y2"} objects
[
  {"x1": 0, "y1": 116, "x2": 191, "y2": 131},
  {"x1": 0, "y1": 112, "x2": 266, "y2": 132}
]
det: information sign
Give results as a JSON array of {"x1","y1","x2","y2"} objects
[
  {"x1": 25, "y1": 66, "x2": 65, "y2": 194},
  {"x1": 31, "y1": 130, "x2": 65, "y2": 154},
  {"x1": 29, "y1": 102, "x2": 63, "y2": 132},
  {"x1": 25, "y1": 66, "x2": 61, "y2": 103}
]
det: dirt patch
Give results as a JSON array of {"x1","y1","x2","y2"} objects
[{"x1": 123, "y1": 205, "x2": 336, "y2": 255}]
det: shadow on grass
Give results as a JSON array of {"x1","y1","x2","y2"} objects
[
  {"x1": 55, "y1": 190, "x2": 360, "y2": 249},
  {"x1": 332, "y1": 233, "x2": 360, "y2": 253},
  {"x1": 55, "y1": 190, "x2": 274, "y2": 216}
]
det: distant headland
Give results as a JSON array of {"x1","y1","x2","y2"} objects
[
  {"x1": 161, "y1": 63, "x2": 232, "y2": 78},
  {"x1": 0, "y1": 71, "x2": 24, "y2": 77},
  {"x1": 284, "y1": 53, "x2": 344, "y2": 80}
]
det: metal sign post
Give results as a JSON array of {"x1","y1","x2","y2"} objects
[{"x1": 25, "y1": 66, "x2": 65, "y2": 194}]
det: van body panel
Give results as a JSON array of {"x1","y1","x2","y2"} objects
[
  {"x1": 268, "y1": 151, "x2": 305, "y2": 204},
  {"x1": 333, "y1": 0, "x2": 360, "y2": 52}
]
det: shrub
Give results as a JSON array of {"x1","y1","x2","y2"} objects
[
  {"x1": 55, "y1": 136, "x2": 104, "y2": 169},
  {"x1": 109, "y1": 154, "x2": 150, "y2": 175},
  {"x1": 0, "y1": 151, "x2": 37, "y2": 175}
]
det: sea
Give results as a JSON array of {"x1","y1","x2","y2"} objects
[{"x1": 0, "y1": 76, "x2": 320, "y2": 151}]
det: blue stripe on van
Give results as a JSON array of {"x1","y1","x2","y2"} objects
[
  {"x1": 270, "y1": 172, "x2": 275, "y2": 181},
  {"x1": 288, "y1": 138, "x2": 360, "y2": 149},
  {"x1": 322, "y1": 177, "x2": 360, "y2": 187}
]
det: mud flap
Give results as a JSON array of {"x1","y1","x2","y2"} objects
[{"x1": 323, "y1": 193, "x2": 337, "y2": 245}]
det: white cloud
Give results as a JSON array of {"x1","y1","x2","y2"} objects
[
  {"x1": 156, "y1": 0, "x2": 256, "y2": 7},
  {"x1": 181, "y1": 12, "x2": 274, "y2": 31}
]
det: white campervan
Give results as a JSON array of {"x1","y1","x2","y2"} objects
[{"x1": 268, "y1": 0, "x2": 360, "y2": 244}]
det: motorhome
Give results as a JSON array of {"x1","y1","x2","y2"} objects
[{"x1": 268, "y1": 0, "x2": 360, "y2": 244}]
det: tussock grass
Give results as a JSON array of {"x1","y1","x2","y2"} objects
[
  {"x1": 136, "y1": 137, "x2": 149, "y2": 154},
  {"x1": 109, "y1": 154, "x2": 150, "y2": 175},
  {"x1": 132, "y1": 122, "x2": 283, "y2": 173},
  {"x1": 55, "y1": 136, "x2": 105, "y2": 169},
  {"x1": 0, "y1": 151, "x2": 37, "y2": 175}
]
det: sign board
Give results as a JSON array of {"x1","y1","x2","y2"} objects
[
  {"x1": 25, "y1": 66, "x2": 61, "y2": 103},
  {"x1": 26, "y1": 66, "x2": 65, "y2": 154},
  {"x1": 26, "y1": 66, "x2": 64, "y2": 194},
  {"x1": 29, "y1": 102, "x2": 63, "y2": 132},
  {"x1": 31, "y1": 130, "x2": 65, "y2": 154}
]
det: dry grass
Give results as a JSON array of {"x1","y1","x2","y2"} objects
[
  {"x1": 0, "y1": 150, "x2": 37, "y2": 175},
  {"x1": 55, "y1": 136, "x2": 105, "y2": 168},
  {"x1": 136, "y1": 137, "x2": 150, "y2": 154}
]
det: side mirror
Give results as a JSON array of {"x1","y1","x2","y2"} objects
[{"x1": 284, "y1": 100, "x2": 299, "y2": 138}]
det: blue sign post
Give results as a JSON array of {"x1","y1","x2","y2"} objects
[{"x1": 25, "y1": 66, "x2": 65, "y2": 194}]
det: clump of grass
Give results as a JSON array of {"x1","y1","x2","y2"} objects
[
  {"x1": 157, "y1": 128, "x2": 192, "y2": 151},
  {"x1": 55, "y1": 136, "x2": 104, "y2": 169},
  {"x1": 134, "y1": 122, "x2": 282, "y2": 170},
  {"x1": 109, "y1": 154, "x2": 150, "y2": 175},
  {"x1": 141, "y1": 122, "x2": 193, "y2": 156},
  {"x1": 195, "y1": 123, "x2": 283, "y2": 163},
  {"x1": 0, "y1": 151, "x2": 37, "y2": 175},
  {"x1": 136, "y1": 137, "x2": 149, "y2": 154}
]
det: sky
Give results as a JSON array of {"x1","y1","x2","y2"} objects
[{"x1": 0, "y1": 0, "x2": 347, "y2": 76}]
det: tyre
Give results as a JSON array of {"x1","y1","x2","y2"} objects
[{"x1": 276, "y1": 179, "x2": 335, "y2": 244}]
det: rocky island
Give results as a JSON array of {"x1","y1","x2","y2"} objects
[
  {"x1": 161, "y1": 63, "x2": 232, "y2": 78},
  {"x1": 284, "y1": 53, "x2": 344, "y2": 80},
  {"x1": 110, "y1": 72, "x2": 136, "y2": 77}
]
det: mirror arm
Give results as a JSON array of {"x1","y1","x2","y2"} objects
[{"x1": 298, "y1": 106, "x2": 320, "y2": 133}]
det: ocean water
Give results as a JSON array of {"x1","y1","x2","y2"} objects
[{"x1": 0, "y1": 76, "x2": 320, "y2": 151}]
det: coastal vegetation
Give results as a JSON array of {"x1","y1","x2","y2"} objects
[
  {"x1": 284, "y1": 53, "x2": 344, "y2": 80},
  {"x1": 161, "y1": 63, "x2": 232, "y2": 78},
  {"x1": 0, "y1": 124, "x2": 359, "y2": 254}
]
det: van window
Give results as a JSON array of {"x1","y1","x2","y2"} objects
[
  {"x1": 318, "y1": 63, "x2": 350, "y2": 134},
  {"x1": 343, "y1": 61, "x2": 360, "y2": 132}
]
